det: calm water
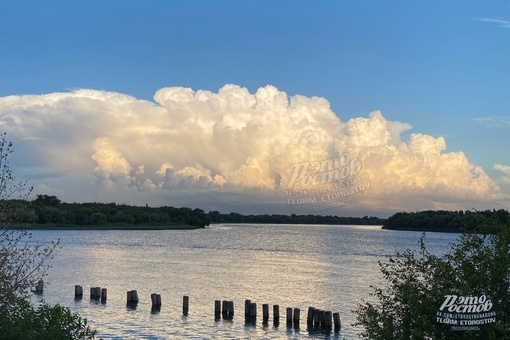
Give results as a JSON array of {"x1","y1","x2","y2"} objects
[{"x1": 30, "y1": 224, "x2": 459, "y2": 339}]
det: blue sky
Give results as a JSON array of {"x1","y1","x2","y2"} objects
[{"x1": 1, "y1": 1, "x2": 509, "y2": 216}]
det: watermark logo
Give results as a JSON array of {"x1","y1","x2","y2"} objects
[
  {"x1": 436, "y1": 294, "x2": 496, "y2": 331},
  {"x1": 285, "y1": 153, "x2": 370, "y2": 212}
]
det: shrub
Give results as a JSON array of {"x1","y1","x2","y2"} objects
[{"x1": 354, "y1": 219, "x2": 510, "y2": 339}]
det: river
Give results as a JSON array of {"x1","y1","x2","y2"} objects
[{"x1": 29, "y1": 224, "x2": 459, "y2": 339}]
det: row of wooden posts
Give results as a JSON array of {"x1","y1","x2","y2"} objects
[
  {"x1": 74, "y1": 285, "x2": 341, "y2": 332},
  {"x1": 241, "y1": 299, "x2": 341, "y2": 332}
]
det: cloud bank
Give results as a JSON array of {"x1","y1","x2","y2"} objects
[{"x1": 0, "y1": 85, "x2": 505, "y2": 215}]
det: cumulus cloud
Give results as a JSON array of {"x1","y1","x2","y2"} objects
[{"x1": 0, "y1": 84, "x2": 505, "y2": 214}]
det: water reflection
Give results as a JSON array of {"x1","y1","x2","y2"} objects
[{"x1": 31, "y1": 225, "x2": 459, "y2": 339}]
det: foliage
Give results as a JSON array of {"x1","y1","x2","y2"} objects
[
  {"x1": 12, "y1": 195, "x2": 211, "y2": 228},
  {"x1": 0, "y1": 134, "x2": 97, "y2": 339},
  {"x1": 0, "y1": 133, "x2": 59, "y2": 296},
  {"x1": 383, "y1": 209, "x2": 510, "y2": 232},
  {"x1": 354, "y1": 217, "x2": 510, "y2": 339},
  {"x1": 0, "y1": 289, "x2": 97, "y2": 340},
  {"x1": 207, "y1": 211, "x2": 386, "y2": 225},
  {"x1": 7, "y1": 194, "x2": 387, "y2": 229}
]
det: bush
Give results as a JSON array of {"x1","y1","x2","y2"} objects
[
  {"x1": 0, "y1": 134, "x2": 98, "y2": 339},
  {"x1": 354, "y1": 218, "x2": 510, "y2": 339},
  {"x1": 0, "y1": 289, "x2": 97, "y2": 339}
]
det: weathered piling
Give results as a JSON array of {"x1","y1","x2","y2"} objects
[
  {"x1": 245, "y1": 299, "x2": 251, "y2": 318},
  {"x1": 324, "y1": 311, "x2": 332, "y2": 331},
  {"x1": 249, "y1": 302, "x2": 257, "y2": 318},
  {"x1": 100, "y1": 288, "x2": 107, "y2": 303},
  {"x1": 318, "y1": 310, "x2": 325, "y2": 329},
  {"x1": 151, "y1": 293, "x2": 161, "y2": 312},
  {"x1": 127, "y1": 290, "x2": 139, "y2": 304},
  {"x1": 293, "y1": 308, "x2": 300, "y2": 328},
  {"x1": 74, "y1": 285, "x2": 83, "y2": 299},
  {"x1": 307, "y1": 307, "x2": 315, "y2": 328},
  {"x1": 273, "y1": 305, "x2": 280, "y2": 326},
  {"x1": 286, "y1": 307, "x2": 293, "y2": 327},
  {"x1": 90, "y1": 287, "x2": 101, "y2": 300},
  {"x1": 151, "y1": 293, "x2": 162, "y2": 306},
  {"x1": 214, "y1": 300, "x2": 221, "y2": 319},
  {"x1": 222, "y1": 300, "x2": 228, "y2": 318},
  {"x1": 333, "y1": 312, "x2": 341, "y2": 332},
  {"x1": 221, "y1": 300, "x2": 234, "y2": 319},
  {"x1": 183, "y1": 295, "x2": 189, "y2": 315},
  {"x1": 313, "y1": 308, "x2": 319, "y2": 329},
  {"x1": 228, "y1": 301, "x2": 234, "y2": 318},
  {"x1": 262, "y1": 304, "x2": 269, "y2": 323},
  {"x1": 34, "y1": 279, "x2": 44, "y2": 293}
]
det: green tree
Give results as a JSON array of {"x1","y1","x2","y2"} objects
[
  {"x1": 0, "y1": 133, "x2": 59, "y2": 295},
  {"x1": 354, "y1": 218, "x2": 510, "y2": 339},
  {"x1": 0, "y1": 134, "x2": 98, "y2": 339}
]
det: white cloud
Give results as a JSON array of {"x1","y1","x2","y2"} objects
[
  {"x1": 477, "y1": 17, "x2": 510, "y2": 28},
  {"x1": 0, "y1": 85, "x2": 505, "y2": 214},
  {"x1": 472, "y1": 116, "x2": 510, "y2": 128},
  {"x1": 495, "y1": 163, "x2": 510, "y2": 184}
]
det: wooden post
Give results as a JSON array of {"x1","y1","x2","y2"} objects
[
  {"x1": 324, "y1": 311, "x2": 332, "y2": 331},
  {"x1": 151, "y1": 293, "x2": 161, "y2": 312},
  {"x1": 245, "y1": 299, "x2": 251, "y2": 318},
  {"x1": 273, "y1": 305, "x2": 280, "y2": 326},
  {"x1": 318, "y1": 310, "x2": 325, "y2": 330},
  {"x1": 215, "y1": 300, "x2": 221, "y2": 319},
  {"x1": 228, "y1": 300, "x2": 234, "y2": 318},
  {"x1": 313, "y1": 308, "x2": 319, "y2": 329},
  {"x1": 127, "y1": 290, "x2": 139, "y2": 304},
  {"x1": 151, "y1": 293, "x2": 161, "y2": 306},
  {"x1": 249, "y1": 302, "x2": 257, "y2": 318},
  {"x1": 100, "y1": 288, "x2": 107, "y2": 303},
  {"x1": 293, "y1": 308, "x2": 300, "y2": 328},
  {"x1": 35, "y1": 280, "x2": 44, "y2": 293},
  {"x1": 183, "y1": 295, "x2": 189, "y2": 315},
  {"x1": 74, "y1": 285, "x2": 83, "y2": 299},
  {"x1": 90, "y1": 287, "x2": 101, "y2": 300},
  {"x1": 307, "y1": 307, "x2": 315, "y2": 328},
  {"x1": 132, "y1": 290, "x2": 139, "y2": 303},
  {"x1": 333, "y1": 312, "x2": 341, "y2": 332},
  {"x1": 286, "y1": 307, "x2": 293, "y2": 327},
  {"x1": 262, "y1": 304, "x2": 269, "y2": 323},
  {"x1": 222, "y1": 300, "x2": 228, "y2": 318}
]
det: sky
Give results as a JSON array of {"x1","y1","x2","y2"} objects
[{"x1": 0, "y1": 1, "x2": 509, "y2": 217}]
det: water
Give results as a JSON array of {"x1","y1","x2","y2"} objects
[{"x1": 29, "y1": 224, "x2": 459, "y2": 339}]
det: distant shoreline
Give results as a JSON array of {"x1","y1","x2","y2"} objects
[
  {"x1": 21, "y1": 223, "x2": 202, "y2": 230},
  {"x1": 381, "y1": 226, "x2": 461, "y2": 233}
]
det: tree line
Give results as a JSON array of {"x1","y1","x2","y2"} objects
[
  {"x1": 207, "y1": 210, "x2": 385, "y2": 225},
  {"x1": 382, "y1": 209, "x2": 510, "y2": 232},
  {"x1": 8, "y1": 194, "x2": 387, "y2": 229},
  {"x1": 11, "y1": 194, "x2": 211, "y2": 228},
  {"x1": 12, "y1": 194, "x2": 510, "y2": 232}
]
